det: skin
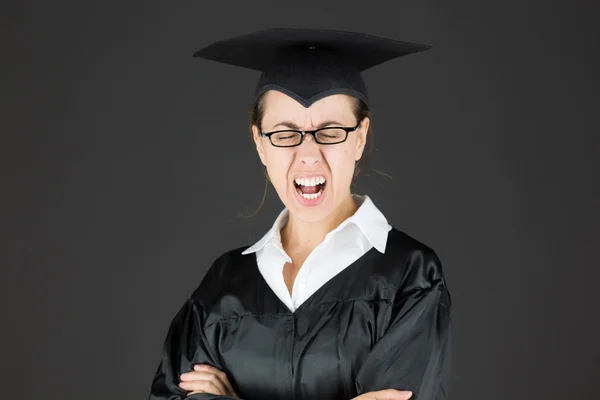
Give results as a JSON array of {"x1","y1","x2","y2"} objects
[
  {"x1": 253, "y1": 90, "x2": 368, "y2": 244},
  {"x1": 252, "y1": 90, "x2": 369, "y2": 292},
  {"x1": 178, "y1": 91, "x2": 411, "y2": 399}
]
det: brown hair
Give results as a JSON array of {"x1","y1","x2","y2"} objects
[{"x1": 243, "y1": 93, "x2": 376, "y2": 217}]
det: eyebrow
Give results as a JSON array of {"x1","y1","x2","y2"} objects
[{"x1": 271, "y1": 120, "x2": 346, "y2": 130}]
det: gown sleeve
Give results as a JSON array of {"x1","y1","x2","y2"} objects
[
  {"x1": 148, "y1": 298, "x2": 240, "y2": 400},
  {"x1": 354, "y1": 254, "x2": 452, "y2": 400}
]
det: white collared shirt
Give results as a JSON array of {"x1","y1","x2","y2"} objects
[{"x1": 241, "y1": 195, "x2": 392, "y2": 312}]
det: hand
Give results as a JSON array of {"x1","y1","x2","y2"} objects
[
  {"x1": 352, "y1": 389, "x2": 413, "y2": 400},
  {"x1": 179, "y1": 364, "x2": 238, "y2": 398}
]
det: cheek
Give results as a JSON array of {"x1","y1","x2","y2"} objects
[
  {"x1": 264, "y1": 149, "x2": 292, "y2": 187},
  {"x1": 326, "y1": 147, "x2": 357, "y2": 183}
]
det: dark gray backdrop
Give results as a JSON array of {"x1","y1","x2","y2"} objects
[{"x1": 2, "y1": 1, "x2": 598, "y2": 399}]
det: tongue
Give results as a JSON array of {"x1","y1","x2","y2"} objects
[{"x1": 300, "y1": 185, "x2": 319, "y2": 194}]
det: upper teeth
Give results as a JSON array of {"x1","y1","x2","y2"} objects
[{"x1": 295, "y1": 176, "x2": 326, "y2": 186}]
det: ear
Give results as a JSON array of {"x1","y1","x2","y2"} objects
[
  {"x1": 252, "y1": 125, "x2": 267, "y2": 166},
  {"x1": 354, "y1": 117, "x2": 370, "y2": 161}
]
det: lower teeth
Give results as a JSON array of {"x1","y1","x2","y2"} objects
[{"x1": 297, "y1": 187, "x2": 323, "y2": 200}]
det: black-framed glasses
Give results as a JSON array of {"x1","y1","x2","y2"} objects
[{"x1": 260, "y1": 122, "x2": 360, "y2": 148}]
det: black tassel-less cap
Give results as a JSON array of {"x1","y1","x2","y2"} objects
[{"x1": 193, "y1": 28, "x2": 430, "y2": 108}]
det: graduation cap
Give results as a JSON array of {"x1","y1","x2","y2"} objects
[{"x1": 193, "y1": 28, "x2": 430, "y2": 108}]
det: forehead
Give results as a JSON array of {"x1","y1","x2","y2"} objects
[{"x1": 261, "y1": 91, "x2": 355, "y2": 127}]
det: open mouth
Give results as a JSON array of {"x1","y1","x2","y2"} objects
[{"x1": 294, "y1": 176, "x2": 326, "y2": 200}]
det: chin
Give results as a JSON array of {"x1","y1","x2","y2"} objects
[{"x1": 286, "y1": 182, "x2": 336, "y2": 223}]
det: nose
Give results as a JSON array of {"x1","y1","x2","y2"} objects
[{"x1": 296, "y1": 134, "x2": 321, "y2": 165}]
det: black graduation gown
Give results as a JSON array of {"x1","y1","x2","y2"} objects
[{"x1": 149, "y1": 228, "x2": 452, "y2": 400}]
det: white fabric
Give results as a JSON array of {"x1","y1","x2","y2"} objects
[{"x1": 242, "y1": 195, "x2": 392, "y2": 312}]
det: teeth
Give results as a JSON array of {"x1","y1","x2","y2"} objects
[
  {"x1": 300, "y1": 191, "x2": 323, "y2": 200},
  {"x1": 295, "y1": 176, "x2": 326, "y2": 186}
]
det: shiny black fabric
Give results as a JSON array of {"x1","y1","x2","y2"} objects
[{"x1": 149, "y1": 228, "x2": 452, "y2": 400}]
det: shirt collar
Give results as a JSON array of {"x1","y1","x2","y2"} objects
[
  {"x1": 241, "y1": 194, "x2": 391, "y2": 255},
  {"x1": 341, "y1": 194, "x2": 391, "y2": 253},
  {"x1": 241, "y1": 208, "x2": 289, "y2": 255}
]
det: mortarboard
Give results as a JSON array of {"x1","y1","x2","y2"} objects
[{"x1": 193, "y1": 28, "x2": 430, "y2": 108}]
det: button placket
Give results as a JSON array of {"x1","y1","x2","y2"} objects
[{"x1": 294, "y1": 262, "x2": 310, "y2": 308}]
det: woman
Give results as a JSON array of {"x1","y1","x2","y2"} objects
[{"x1": 149, "y1": 28, "x2": 452, "y2": 400}]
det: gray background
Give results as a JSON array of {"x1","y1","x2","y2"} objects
[{"x1": 2, "y1": 0, "x2": 599, "y2": 399}]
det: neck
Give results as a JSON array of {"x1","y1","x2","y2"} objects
[{"x1": 281, "y1": 194, "x2": 359, "y2": 253}]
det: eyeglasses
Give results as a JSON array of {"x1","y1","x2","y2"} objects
[{"x1": 260, "y1": 122, "x2": 360, "y2": 148}]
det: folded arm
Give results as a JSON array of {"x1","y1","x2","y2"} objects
[
  {"x1": 355, "y1": 262, "x2": 452, "y2": 399},
  {"x1": 148, "y1": 299, "x2": 241, "y2": 400}
]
